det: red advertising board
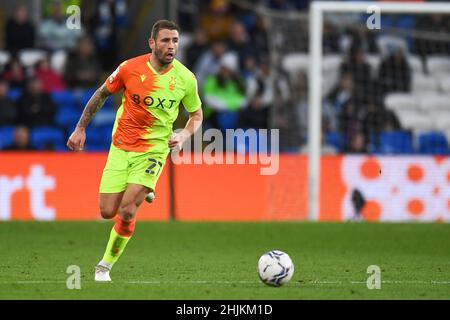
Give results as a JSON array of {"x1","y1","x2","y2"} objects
[{"x1": 0, "y1": 153, "x2": 448, "y2": 222}]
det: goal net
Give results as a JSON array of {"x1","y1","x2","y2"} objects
[{"x1": 261, "y1": 2, "x2": 450, "y2": 222}]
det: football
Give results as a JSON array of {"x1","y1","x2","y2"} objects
[{"x1": 257, "y1": 250, "x2": 294, "y2": 287}]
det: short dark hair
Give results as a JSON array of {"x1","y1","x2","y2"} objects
[{"x1": 150, "y1": 20, "x2": 180, "y2": 40}]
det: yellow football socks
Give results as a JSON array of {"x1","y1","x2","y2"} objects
[{"x1": 101, "y1": 227, "x2": 132, "y2": 266}]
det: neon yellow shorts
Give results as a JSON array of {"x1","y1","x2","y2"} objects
[{"x1": 99, "y1": 143, "x2": 168, "y2": 193}]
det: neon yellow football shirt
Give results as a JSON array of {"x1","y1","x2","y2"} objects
[{"x1": 105, "y1": 53, "x2": 202, "y2": 154}]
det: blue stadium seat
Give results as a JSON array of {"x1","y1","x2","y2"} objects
[
  {"x1": 31, "y1": 126, "x2": 65, "y2": 150},
  {"x1": 51, "y1": 90, "x2": 77, "y2": 109},
  {"x1": 55, "y1": 105, "x2": 115, "y2": 131},
  {"x1": 87, "y1": 125, "x2": 114, "y2": 147},
  {"x1": 217, "y1": 111, "x2": 239, "y2": 131},
  {"x1": 0, "y1": 126, "x2": 15, "y2": 149},
  {"x1": 91, "y1": 108, "x2": 116, "y2": 127},
  {"x1": 380, "y1": 15, "x2": 395, "y2": 29},
  {"x1": 418, "y1": 132, "x2": 450, "y2": 155},
  {"x1": 55, "y1": 106, "x2": 80, "y2": 131},
  {"x1": 397, "y1": 15, "x2": 416, "y2": 30},
  {"x1": 398, "y1": 16, "x2": 417, "y2": 51},
  {"x1": 7, "y1": 88, "x2": 22, "y2": 101},
  {"x1": 325, "y1": 132, "x2": 344, "y2": 151},
  {"x1": 79, "y1": 88, "x2": 97, "y2": 108},
  {"x1": 85, "y1": 143, "x2": 110, "y2": 152},
  {"x1": 103, "y1": 96, "x2": 114, "y2": 110},
  {"x1": 374, "y1": 131, "x2": 414, "y2": 154},
  {"x1": 54, "y1": 142, "x2": 70, "y2": 152}
]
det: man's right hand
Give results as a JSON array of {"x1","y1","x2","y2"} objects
[{"x1": 67, "y1": 126, "x2": 86, "y2": 151}]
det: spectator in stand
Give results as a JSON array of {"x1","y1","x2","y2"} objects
[
  {"x1": 240, "y1": 55, "x2": 259, "y2": 80},
  {"x1": 249, "y1": 15, "x2": 270, "y2": 57},
  {"x1": 34, "y1": 58, "x2": 67, "y2": 93},
  {"x1": 324, "y1": 73, "x2": 354, "y2": 132},
  {"x1": 416, "y1": 14, "x2": 450, "y2": 55},
  {"x1": 0, "y1": 80, "x2": 17, "y2": 126},
  {"x1": 5, "y1": 4, "x2": 35, "y2": 53},
  {"x1": 64, "y1": 37, "x2": 102, "y2": 88},
  {"x1": 345, "y1": 130, "x2": 368, "y2": 154},
  {"x1": 2, "y1": 125, "x2": 35, "y2": 151},
  {"x1": 340, "y1": 47, "x2": 372, "y2": 104},
  {"x1": 378, "y1": 47, "x2": 412, "y2": 95},
  {"x1": 194, "y1": 40, "x2": 229, "y2": 89},
  {"x1": 338, "y1": 99, "x2": 366, "y2": 152},
  {"x1": 263, "y1": 0, "x2": 295, "y2": 10},
  {"x1": 239, "y1": 58, "x2": 288, "y2": 129},
  {"x1": 178, "y1": 0, "x2": 201, "y2": 32},
  {"x1": 91, "y1": 0, "x2": 128, "y2": 71},
  {"x1": 203, "y1": 53, "x2": 247, "y2": 130},
  {"x1": 263, "y1": 0, "x2": 310, "y2": 11},
  {"x1": 200, "y1": 0, "x2": 236, "y2": 42},
  {"x1": 38, "y1": 0, "x2": 84, "y2": 52},
  {"x1": 235, "y1": 7, "x2": 257, "y2": 33},
  {"x1": 276, "y1": 70, "x2": 305, "y2": 152},
  {"x1": 323, "y1": 21, "x2": 341, "y2": 54},
  {"x1": 362, "y1": 100, "x2": 402, "y2": 139},
  {"x1": 17, "y1": 77, "x2": 57, "y2": 127},
  {"x1": 227, "y1": 21, "x2": 258, "y2": 71},
  {"x1": 184, "y1": 29, "x2": 209, "y2": 70},
  {"x1": 1, "y1": 58, "x2": 27, "y2": 90},
  {"x1": 343, "y1": 28, "x2": 378, "y2": 55}
]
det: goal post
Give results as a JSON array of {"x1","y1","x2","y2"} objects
[{"x1": 308, "y1": 1, "x2": 450, "y2": 221}]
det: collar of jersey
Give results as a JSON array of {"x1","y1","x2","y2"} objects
[{"x1": 146, "y1": 60, "x2": 174, "y2": 75}]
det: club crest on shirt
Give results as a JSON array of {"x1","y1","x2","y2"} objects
[
  {"x1": 140, "y1": 74, "x2": 146, "y2": 82},
  {"x1": 169, "y1": 76, "x2": 176, "y2": 91}
]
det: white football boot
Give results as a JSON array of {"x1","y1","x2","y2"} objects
[{"x1": 94, "y1": 264, "x2": 112, "y2": 282}]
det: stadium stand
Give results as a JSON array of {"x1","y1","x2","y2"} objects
[
  {"x1": 418, "y1": 132, "x2": 450, "y2": 155},
  {"x1": 373, "y1": 131, "x2": 414, "y2": 155},
  {"x1": 0, "y1": 0, "x2": 450, "y2": 155},
  {"x1": 31, "y1": 126, "x2": 66, "y2": 150},
  {"x1": 0, "y1": 125, "x2": 15, "y2": 149}
]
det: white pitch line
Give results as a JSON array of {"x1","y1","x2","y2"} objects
[
  {"x1": 1, "y1": 280, "x2": 449, "y2": 285},
  {"x1": 309, "y1": 280, "x2": 342, "y2": 284},
  {"x1": 350, "y1": 280, "x2": 450, "y2": 284},
  {"x1": 126, "y1": 280, "x2": 258, "y2": 284},
  {"x1": 15, "y1": 280, "x2": 66, "y2": 284},
  {"x1": 125, "y1": 280, "x2": 450, "y2": 285}
]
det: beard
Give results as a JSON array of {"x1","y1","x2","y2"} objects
[{"x1": 153, "y1": 45, "x2": 174, "y2": 65}]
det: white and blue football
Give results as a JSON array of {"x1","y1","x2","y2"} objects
[{"x1": 257, "y1": 250, "x2": 294, "y2": 287}]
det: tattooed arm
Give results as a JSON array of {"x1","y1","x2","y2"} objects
[
  {"x1": 67, "y1": 83, "x2": 112, "y2": 151},
  {"x1": 77, "y1": 83, "x2": 111, "y2": 128}
]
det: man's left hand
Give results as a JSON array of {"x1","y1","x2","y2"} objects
[{"x1": 168, "y1": 132, "x2": 188, "y2": 152}]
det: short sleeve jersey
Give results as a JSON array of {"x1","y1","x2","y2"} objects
[{"x1": 105, "y1": 54, "x2": 201, "y2": 154}]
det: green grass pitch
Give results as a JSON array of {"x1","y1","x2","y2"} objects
[{"x1": 0, "y1": 221, "x2": 449, "y2": 299}]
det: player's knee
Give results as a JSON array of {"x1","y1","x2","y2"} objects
[
  {"x1": 99, "y1": 207, "x2": 116, "y2": 220},
  {"x1": 118, "y1": 206, "x2": 135, "y2": 222}
]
